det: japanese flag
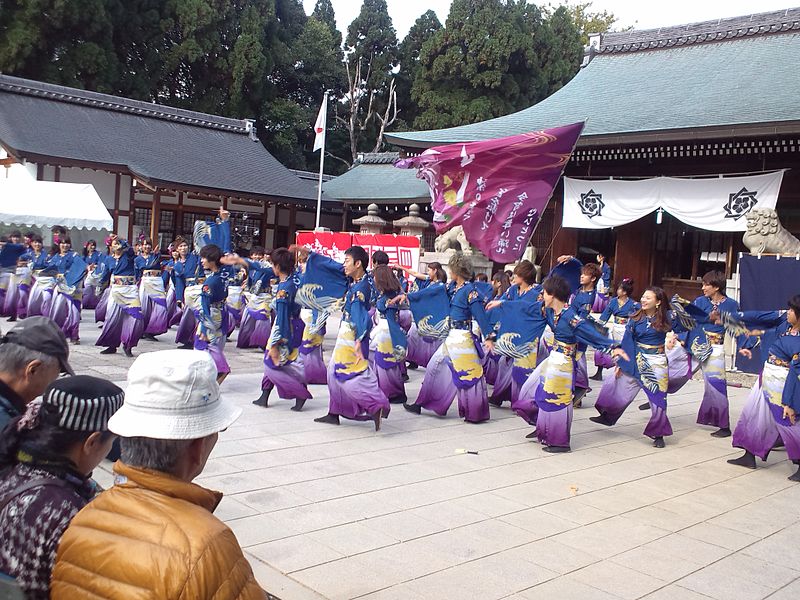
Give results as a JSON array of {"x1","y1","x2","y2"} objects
[{"x1": 313, "y1": 99, "x2": 326, "y2": 152}]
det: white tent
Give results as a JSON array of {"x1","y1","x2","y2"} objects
[{"x1": 0, "y1": 180, "x2": 113, "y2": 230}]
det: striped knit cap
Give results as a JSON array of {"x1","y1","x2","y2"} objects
[{"x1": 42, "y1": 375, "x2": 124, "y2": 432}]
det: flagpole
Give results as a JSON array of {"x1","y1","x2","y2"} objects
[{"x1": 315, "y1": 91, "x2": 328, "y2": 231}]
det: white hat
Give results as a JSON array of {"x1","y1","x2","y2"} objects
[{"x1": 108, "y1": 350, "x2": 241, "y2": 440}]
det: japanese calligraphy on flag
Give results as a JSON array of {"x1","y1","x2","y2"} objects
[{"x1": 395, "y1": 122, "x2": 584, "y2": 262}]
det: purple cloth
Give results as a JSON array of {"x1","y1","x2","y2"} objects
[
  {"x1": 733, "y1": 378, "x2": 800, "y2": 462},
  {"x1": 398, "y1": 309, "x2": 412, "y2": 333},
  {"x1": 175, "y1": 308, "x2": 198, "y2": 346},
  {"x1": 697, "y1": 353, "x2": 730, "y2": 429},
  {"x1": 594, "y1": 371, "x2": 673, "y2": 438},
  {"x1": 483, "y1": 351, "x2": 499, "y2": 386},
  {"x1": 27, "y1": 284, "x2": 54, "y2": 318},
  {"x1": 94, "y1": 287, "x2": 110, "y2": 322},
  {"x1": 236, "y1": 308, "x2": 271, "y2": 349},
  {"x1": 194, "y1": 336, "x2": 230, "y2": 374},
  {"x1": 395, "y1": 122, "x2": 584, "y2": 262},
  {"x1": 592, "y1": 293, "x2": 609, "y2": 314},
  {"x1": 490, "y1": 356, "x2": 514, "y2": 405},
  {"x1": 142, "y1": 294, "x2": 169, "y2": 336},
  {"x1": 3, "y1": 279, "x2": 19, "y2": 316},
  {"x1": 326, "y1": 358, "x2": 390, "y2": 421},
  {"x1": 261, "y1": 355, "x2": 312, "y2": 401},
  {"x1": 413, "y1": 345, "x2": 490, "y2": 423},
  {"x1": 16, "y1": 283, "x2": 30, "y2": 319},
  {"x1": 375, "y1": 362, "x2": 406, "y2": 403},
  {"x1": 82, "y1": 283, "x2": 101, "y2": 309},
  {"x1": 49, "y1": 292, "x2": 81, "y2": 342},
  {"x1": 299, "y1": 346, "x2": 327, "y2": 385},
  {"x1": 666, "y1": 344, "x2": 695, "y2": 393},
  {"x1": 96, "y1": 301, "x2": 144, "y2": 349},
  {"x1": 593, "y1": 348, "x2": 615, "y2": 369},
  {"x1": 406, "y1": 323, "x2": 443, "y2": 367},
  {"x1": 534, "y1": 402, "x2": 573, "y2": 448},
  {"x1": 574, "y1": 351, "x2": 589, "y2": 390}
]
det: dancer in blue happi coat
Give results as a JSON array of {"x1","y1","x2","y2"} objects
[
  {"x1": 395, "y1": 262, "x2": 448, "y2": 369},
  {"x1": 298, "y1": 246, "x2": 390, "y2": 430},
  {"x1": 254, "y1": 247, "x2": 311, "y2": 410},
  {"x1": 591, "y1": 278, "x2": 639, "y2": 381},
  {"x1": 96, "y1": 238, "x2": 144, "y2": 356},
  {"x1": 48, "y1": 237, "x2": 86, "y2": 344},
  {"x1": 726, "y1": 298, "x2": 800, "y2": 481},
  {"x1": 135, "y1": 237, "x2": 169, "y2": 340},
  {"x1": 81, "y1": 240, "x2": 104, "y2": 309},
  {"x1": 371, "y1": 265, "x2": 408, "y2": 404}
]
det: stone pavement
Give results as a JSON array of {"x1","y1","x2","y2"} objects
[{"x1": 8, "y1": 311, "x2": 800, "y2": 600}]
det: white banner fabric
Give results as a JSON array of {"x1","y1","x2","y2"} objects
[{"x1": 563, "y1": 171, "x2": 784, "y2": 231}]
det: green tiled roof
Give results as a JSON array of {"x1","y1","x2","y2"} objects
[
  {"x1": 386, "y1": 20, "x2": 800, "y2": 148},
  {"x1": 322, "y1": 159, "x2": 430, "y2": 202}
]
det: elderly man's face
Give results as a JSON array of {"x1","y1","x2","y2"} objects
[{"x1": 19, "y1": 358, "x2": 62, "y2": 403}]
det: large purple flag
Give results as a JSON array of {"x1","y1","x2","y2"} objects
[{"x1": 395, "y1": 122, "x2": 584, "y2": 262}]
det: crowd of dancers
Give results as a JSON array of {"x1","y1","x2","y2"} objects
[{"x1": 1, "y1": 221, "x2": 798, "y2": 480}]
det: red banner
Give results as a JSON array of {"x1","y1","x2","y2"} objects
[{"x1": 295, "y1": 232, "x2": 420, "y2": 270}]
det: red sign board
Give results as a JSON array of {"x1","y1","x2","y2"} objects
[{"x1": 295, "y1": 231, "x2": 420, "y2": 270}]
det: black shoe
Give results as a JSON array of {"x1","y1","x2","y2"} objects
[
  {"x1": 252, "y1": 389, "x2": 270, "y2": 407},
  {"x1": 142, "y1": 333, "x2": 157, "y2": 341},
  {"x1": 789, "y1": 466, "x2": 800, "y2": 482},
  {"x1": 314, "y1": 413, "x2": 340, "y2": 425},
  {"x1": 773, "y1": 438, "x2": 786, "y2": 450},
  {"x1": 488, "y1": 397, "x2": 503, "y2": 407},
  {"x1": 542, "y1": 445, "x2": 571, "y2": 453},
  {"x1": 572, "y1": 388, "x2": 587, "y2": 408},
  {"x1": 401, "y1": 373, "x2": 410, "y2": 382},
  {"x1": 653, "y1": 436, "x2": 665, "y2": 449},
  {"x1": 99, "y1": 347, "x2": 117, "y2": 355},
  {"x1": 727, "y1": 451, "x2": 756, "y2": 469},
  {"x1": 123, "y1": 346, "x2": 133, "y2": 357},
  {"x1": 178, "y1": 343, "x2": 194, "y2": 350},
  {"x1": 589, "y1": 414, "x2": 613, "y2": 427},
  {"x1": 406, "y1": 361, "x2": 418, "y2": 370},
  {"x1": 710, "y1": 427, "x2": 732, "y2": 438},
  {"x1": 589, "y1": 368, "x2": 604, "y2": 381},
  {"x1": 388, "y1": 395, "x2": 407, "y2": 404},
  {"x1": 403, "y1": 402, "x2": 421, "y2": 415},
  {"x1": 291, "y1": 398, "x2": 307, "y2": 412},
  {"x1": 7, "y1": 316, "x2": 16, "y2": 322},
  {"x1": 638, "y1": 402, "x2": 650, "y2": 411},
  {"x1": 525, "y1": 430, "x2": 538, "y2": 439}
]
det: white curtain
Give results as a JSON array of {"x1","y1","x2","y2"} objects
[{"x1": 563, "y1": 171, "x2": 784, "y2": 231}]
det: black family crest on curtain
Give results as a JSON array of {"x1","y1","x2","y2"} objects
[
  {"x1": 723, "y1": 187, "x2": 758, "y2": 220},
  {"x1": 578, "y1": 189, "x2": 605, "y2": 219}
]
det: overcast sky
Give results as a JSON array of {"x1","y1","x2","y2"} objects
[{"x1": 302, "y1": 1, "x2": 797, "y2": 39}]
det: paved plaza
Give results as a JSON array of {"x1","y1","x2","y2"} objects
[{"x1": 28, "y1": 312, "x2": 800, "y2": 600}]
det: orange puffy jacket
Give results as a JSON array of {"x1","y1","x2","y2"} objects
[{"x1": 50, "y1": 462, "x2": 265, "y2": 600}]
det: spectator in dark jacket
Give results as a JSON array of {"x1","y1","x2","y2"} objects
[
  {"x1": 0, "y1": 375, "x2": 123, "y2": 600},
  {"x1": 0, "y1": 317, "x2": 74, "y2": 430}
]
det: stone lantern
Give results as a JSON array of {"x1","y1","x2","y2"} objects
[
  {"x1": 393, "y1": 204, "x2": 430, "y2": 245},
  {"x1": 352, "y1": 203, "x2": 387, "y2": 234}
]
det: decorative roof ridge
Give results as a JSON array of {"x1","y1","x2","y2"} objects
[
  {"x1": 597, "y1": 7, "x2": 800, "y2": 54},
  {"x1": 356, "y1": 151, "x2": 401, "y2": 165},
  {"x1": 0, "y1": 74, "x2": 251, "y2": 134}
]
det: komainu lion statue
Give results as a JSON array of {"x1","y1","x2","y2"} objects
[
  {"x1": 742, "y1": 208, "x2": 800, "y2": 254},
  {"x1": 434, "y1": 225, "x2": 471, "y2": 253}
]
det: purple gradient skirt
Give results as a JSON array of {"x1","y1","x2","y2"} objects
[
  {"x1": 406, "y1": 323, "x2": 443, "y2": 368},
  {"x1": 96, "y1": 299, "x2": 144, "y2": 349},
  {"x1": 15, "y1": 283, "x2": 30, "y2": 319},
  {"x1": 27, "y1": 277, "x2": 56, "y2": 317},
  {"x1": 594, "y1": 353, "x2": 673, "y2": 439},
  {"x1": 593, "y1": 293, "x2": 609, "y2": 314},
  {"x1": 372, "y1": 321, "x2": 407, "y2": 403},
  {"x1": 666, "y1": 344, "x2": 696, "y2": 394},
  {"x1": 732, "y1": 364, "x2": 800, "y2": 462},
  {"x1": 518, "y1": 349, "x2": 576, "y2": 448},
  {"x1": 194, "y1": 335, "x2": 230, "y2": 374},
  {"x1": 574, "y1": 351, "x2": 589, "y2": 390},
  {"x1": 95, "y1": 287, "x2": 110, "y2": 323},
  {"x1": 82, "y1": 283, "x2": 101, "y2": 310},
  {"x1": 697, "y1": 344, "x2": 729, "y2": 429},
  {"x1": 175, "y1": 309, "x2": 198, "y2": 346},
  {"x1": 236, "y1": 307, "x2": 271, "y2": 349},
  {"x1": 327, "y1": 362, "x2": 390, "y2": 422},
  {"x1": 261, "y1": 351, "x2": 312, "y2": 401},
  {"x1": 483, "y1": 351, "x2": 500, "y2": 386},
  {"x1": 490, "y1": 356, "x2": 514, "y2": 404},
  {"x1": 3, "y1": 276, "x2": 19, "y2": 317},
  {"x1": 140, "y1": 277, "x2": 169, "y2": 336},
  {"x1": 49, "y1": 291, "x2": 82, "y2": 342},
  {"x1": 412, "y1": 329, "x2": 490, "y2": 423},
  {"x1": 398, "y1": 309, "x2": 413, "y2": 333}
]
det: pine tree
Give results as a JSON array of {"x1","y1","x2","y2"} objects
[{"x1": 396, "y1": 10, "x2": 442, "y2": 128}]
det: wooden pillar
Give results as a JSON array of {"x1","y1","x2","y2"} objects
[
  {"x1": 127, "y1": 185, "x2": 135, "y2": 241},
  {"x1": 288, "y1": 204, "x2": 297, "y2": 242},
  {"x1": 342, "y1": 203, "x2": 350, "y2": 231},
  {"x1": 261, "y1": 201, "x2": 269, "y2": 247},
  {"x1": 113, "y1": 173, "x2": 121, "y2": 230},
  {"x1": 176, "y1": 191, "x2": 184, "y2": 237},
  {"x1": 150, "y1": 190, "x2": 161, "y2": 243},
  {"x1": 54, "y1": 165, "x2": 61, "y2": 182},
  {"x1": 614, "y1": 216, "x2": 652, "y2": 291}
]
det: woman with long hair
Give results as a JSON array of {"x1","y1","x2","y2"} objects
[
  {"x1": 226, "y1": 247, "x2": 275, "y2": 350},
  {"x1": 0, "y1": 376, "x2": 123, "y2": 599},
  {"x1": 48, "y1": 236, "x2": 83, "y2": 344},
  {"x1": 591, "y1": 278, "x2": 638, "y2": 381},
  {"x1": 81, "y1": 240, "x2": 103, "y2": 310},
  {"x1": 516, "y1": 275, "x2": 627, "y2": 452},
  {"x1": 371, "y1": 265, "x2": 408, "y2": 405},
  {"x1": 482, "y1": 271, "x2": 511, "y2": 386},
  {"x1": 26, "y1": 236, "x2": 57, "y2": 318},
  {"x1": 135, "y1": 237, "x2": 169, "y2": 340},
  {"x1": 253, "y1": 248, "x2": 311, "y2": 409},
  {"x1": 96, "y1": 238, "x2": 145, "y2": 357},
  {"x1": 172, "y1": 237, "x2": 204, "y2": 350},
  {"x1": 727, "y1": 296, "x2": 800, "y2": 481},
  {"x1": 591, "y1": 287, "x2": 675, "y2": 448}
]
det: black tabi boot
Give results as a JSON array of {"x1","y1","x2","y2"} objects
[
  {"x1": 314, "y1": 413, "x2": 340, "y2": 425},
  {"x1": 525, "y1": 430, "x2": 538, "y2": 439},
  {"x1": 403, "y1": 402, "x2": 421, "y2": 415},
  {"x1": 710, "y1": 427, "x2": 732, "y2": 438},
  {"x1": 100, "y1": 346, "x2": 117, "y2": 355},
  {"x1": 652, "y1": 436, "x2": 665, "y2": 449},
  {"x1": 178, "y1": 343, "x2": 194, "y2": 350},
  {"x1": 572, "y1": 387, "x2": 587, "y2": 408},
  {"x1": 638, "y1": 402, "x2": 650, "y2": 411},
  {"x1": 542, "y1": 445, "x2": 571, "y2": 453},
  {"x1": 790, "y1": 463, "x2": 800, "y2": 482},
  {"x1": 727, "y1": 450, "x2": 756, "y2": 469},
  {"x1": 389, "y1": 394, "x2": 408, "y2": 405},
  {"x1": 589, "y1": 414, "x2": 614, "y2": 427},
  {"x1": 406, "y1": 361, "x2": 419, "y2": 370},
  {"x1": 590, "y1": 367, "x2": 604, "y2": 381},
  {"x1": 773, "y1": 437, "x2": 785, "y2": 450},
  {"x1": 253, "y1": 388, "x2": 270, "y2": 407},
  {"x1": 123, "y1": 346, "x2": 133, "y2": 357},
  {"x1": 291, "y1": 398, "x2": 307, "y2": 412}
]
